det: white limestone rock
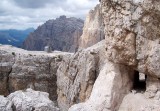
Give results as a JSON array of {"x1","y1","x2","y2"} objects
[
  {"x1": 119, "y1": 93, "x2": 160, "y2": 111},
  {"x1": 7, "y1": 88, "x2": 59, "y2": 111},
  {"x1": 101, "y1": 0, "x2": 160, "y2": 77},
  {"x1": 57, "y1": 40, "x2": 107, "y2": 111},
  {"x1": 0, "y1": 45, "x2": 72, "y2": 101},
  {"x1": 79, "y1": 4, "x2": 105, "y2": 49},
  {"x1": 69, "y1": 61, "x2": 134, "y2": 111},
  {"x1": 0, "y1": 96, "x2": 12, "y2": 111}
]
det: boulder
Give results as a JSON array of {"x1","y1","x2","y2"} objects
[
  {"x1": 0, "y1": 96, "x2": 12, "y2": 111},
  {"x1": 8, "y1": 88, "x2": 59, "y2": 111}
]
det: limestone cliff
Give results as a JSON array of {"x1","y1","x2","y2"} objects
[
  {"x1": 79, "y1": 4, "x2": 105, "y2": 49},
  {"x1": 101, "y1": 0, "x2": 160, "y2": 74},
  {"x1": 101, "y1": 0, "x2": 160, "y2": 104},
  {"x1": 57, "y1": 40, "x2": 106, "y2": 111},
  {"x1": 69, "y1": 0, "x2": 160, "y2": 111},
  {"x1": 22, "y1": 16, "x2": 84, "y2": 52}
]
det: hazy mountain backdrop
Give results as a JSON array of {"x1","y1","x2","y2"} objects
[{"x1": 0, "y1": 28, "x2": 34, "y2": 47}]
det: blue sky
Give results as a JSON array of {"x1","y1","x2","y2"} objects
[{"x1": 0, "y1": 0, "x2": 98, "y2": 30}]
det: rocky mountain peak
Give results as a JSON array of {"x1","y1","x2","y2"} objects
[
  {"x1": 59, "y1": 15, "x2": 66, "y2": 19},
  {"x1": 22, "y1": 16, "x2": 84, "y2": 52}
]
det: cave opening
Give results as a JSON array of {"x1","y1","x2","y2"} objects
[{"x1": 133, "y1": 71, "x2": 147, "y2": 92}]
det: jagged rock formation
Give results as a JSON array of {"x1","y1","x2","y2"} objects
[
  {"x1": 79, "y1": 4, "x2": 105, "y2": 49},
  {"x1": 0, "y1": 41, "x2": 107, "y2": 111},
  {"x1": 0, "y1": 88, "x2": 59, "y2": 111},
  {"x1": 102, "y1": 0, "x2": 160, "y2": 74},
  {"x1": 0, "y1": 41, "x2": 103, "y2": 110},
  {"x1": 69, "y1": 61, "x2": 134, "y2": 111},
  {"x1": 57, "y1": 40, "x2": 106, "y2": 111},
  {"x1": 69, "y1": 0, "x2": 160, "y2": 111},
  {"x1": 22, "y1": 16, "x2": 84, "y2": 52},
  {"x1": 101, "y1": 0, "x2": 160, "y2": 106},
  {"x1": 0, "y1": 0, "x2": 160, "y2": 111},
  {"x1": 0, "y1": 44, "x2": 72, "y2": 101}
]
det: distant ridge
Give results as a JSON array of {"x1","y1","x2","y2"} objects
[{"x1": 0, "y1": 28, "x2": 34, "y2": 47}]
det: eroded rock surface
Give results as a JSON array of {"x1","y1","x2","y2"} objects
[
  {"x1": 0, "y1": 88, "x2": 59, "y2": 111},
  {"x1": 1, "y1": 0, "x2": 160, "y2": 111},
  {"x1": 0, "y1": 45, "x2": 72, "y2": 101},
  {"x1": 8, "y1": 88, "x2": 59, "y2": 111},
  {"x1": 79, "y1": 4, "x2": 104, "y2": 49},
  {"x1": 69, "y1": 61, "x2": 134, "y2": 111},
  {"x1": 57, "y1": 40, "x2": 106, "y2": 111},
  {"x1": 68, "y1": 0, "x2": 160, "y2": 111},
  {"x1": 101, "y1": 0, "x2": 160, "y2": 77},
  {"x1": 0, "y1": 50, "x2": 15, "y2": 96}
]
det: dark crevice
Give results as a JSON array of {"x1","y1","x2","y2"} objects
[
  {"x1": 133, "y1": 71, "x2": 146, "y2": 92},
  {"x1": 11, "y1": 103, "x2": 16, "y2": 111},
  {"x1": 31, "y1": 107, "x2": 35, "y2": 111},
  {"x1": 6, "y1": 68, "x2": 12, "y2": 95},
  {"x1": 6, "y1": 54, "x2": 16, "y2": 96}
]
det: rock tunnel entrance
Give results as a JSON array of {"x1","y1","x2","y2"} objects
[{"x1": 133, "y1": 71, "x2": 147, "y2": 92}]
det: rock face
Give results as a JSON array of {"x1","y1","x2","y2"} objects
[
  {"x1": 0, "y1": 88, "x2": 59, "y2": 111},
  {"x1": 100, "y1": 0, "x2": 160, "y2": 109},
  {"x1": 1, "y1": 0, "x2": 160, "y2": 111},
  {"x1": 0, "y1": 44, "x2": 72, "y2": 101},
  {"x1": 69, "y1": 61, "x2": 134, "y2": 111},
  {"x1": 57, "y1": 40, "x2": 106, "y2": 111},
  {"x1": 68, "y1": 0, "x2": 160, "y2": 111},
  {"x1": 22, "y1": 16, "x2": 84, "y2": 52},
  {"x1": 0, "y1": 50, "x2": 15, "y2": 96},
  {"x1": 79, "y1": 4, "x2": 105, "y2": 49},
  {"x1": 101, "y1": 0, "x2": 160, "y2": 76}
]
